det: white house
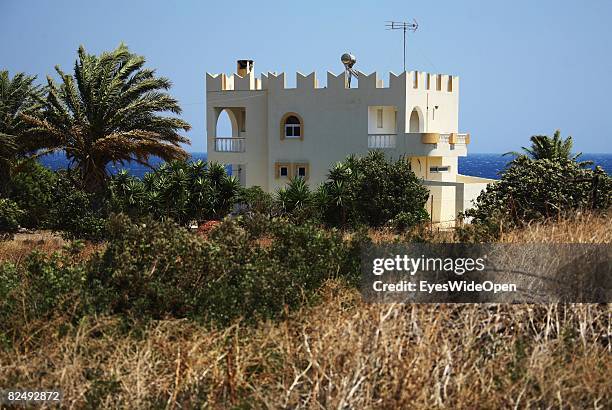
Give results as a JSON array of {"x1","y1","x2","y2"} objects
[{"x1": 206, "y1": 59, "x2": 494, "y2": 226}]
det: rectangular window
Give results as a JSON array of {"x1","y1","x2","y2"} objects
[
  {"x1": 447, "y1": 77, "x2": 453, "y2": 92},
  {"x1": 436, "y1": 75, "x2": 442, "y2": 91},
  {"x1": 275, "y1": 162, "x2": 292, "y2": 178},
  {"x1": 430, "y1": 166, "x2": 450, "y2": 173},
  {"x1": 285, "y1": 124, "x2": 301, "y2": 138},
  {"x1": 425, "y1": 73, "x2": 430, "y2": 90},
  {"x1": 377, "y1": 108, "x2": 383, "y2": 128},
  {"x1": 294, "y1": 163, "x2": 309, "y2": 179}
]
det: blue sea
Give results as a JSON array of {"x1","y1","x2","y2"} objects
[{"x1": 39, "y1": 152, "x2": 612, "y2": 180}]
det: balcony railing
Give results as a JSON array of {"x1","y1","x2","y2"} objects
[
  {"x1": 215, "y1": 137, "x2": 246, "y2": 152},
  {"x1": 368, "y1": 134, "x2": 396, "y2": 149},
  {"x1": 438, "y1": 133, "x2": 469, "y2": 145},
  {"x1": 454, "y1": 133, "x2": 469, "y2": 144}
]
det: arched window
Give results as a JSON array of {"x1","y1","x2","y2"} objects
[{"x1": 280, "y1": 113, "x2": 303, "y2": 140}]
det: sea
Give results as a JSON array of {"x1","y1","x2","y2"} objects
[{"x1": 38, "y1": 152, "x2": 612, "y2": 180}]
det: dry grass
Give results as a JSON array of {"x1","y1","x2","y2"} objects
[
  {"x1": 0, "y1": 231, "x2": 66, "y2": 263},
  {"x1": 0, "y1": 231, "x2": 104, "y2": 264},
  {"x1": 501, "y1": 211, "x2": 612, "y2": 243},
  {"x1": 365, "y1": 211, "x2": 612, "y2": 245},
  {"x1": 1, "y1": 283, "x2": 609, "y2": 409}
]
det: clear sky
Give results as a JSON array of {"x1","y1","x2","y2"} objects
[{"x1": 2, "y1": 0, "x2": 611, "y2": 153}]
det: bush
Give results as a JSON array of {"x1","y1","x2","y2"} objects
[
  {"x1": 237, "y1": 186, "x2": 274, "y2": 216},
  {"x1": 86, "y1": 215, "x2": 363, "y2": 324},
  {"x1": 0, "y1": 242, "x2": 88, "y2": 340},
  {"x1": 108, "y1": 170, "x2": 148, "y2": 220},
  {"x1": 388, "y1": 210, "x2": 430, "y2": 231},
  {"x1": 0, "y1": 198, "x2": 23, "y2": 239},
  {"x1": 317, "y1": 151, "x2": 430, "y2": 229},
  {"x1": 1, "y1": 216, "x2": 328, "y2": 331},
  {"x1": 48, "y1": 172, "x2": 108, "y2": 241},
  {"x1": 464, "y1": 157, "x2": 611, "y2": 232},
  {"x1": 7, "y1": 161, "x2": 57, "y2": 228}
]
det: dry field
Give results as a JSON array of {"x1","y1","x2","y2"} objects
[
  {"x1": 2, "y1": 285, "x2": 609, "y2": 409},
  {"x1": 1, "y1": 214, "x2": 610, "y2": 409},
  {"x1": 0, "y1": 231, "x2": 66, "y2": 263},
  {"x1": 0, "y1": 231, "x2": 104, "y2": 264}
]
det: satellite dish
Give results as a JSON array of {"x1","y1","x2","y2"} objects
[
  {"x1": 341, "y1": 53, "x2": 356, "y2": 67},
  {"x1": 341, "y1": 52, "x2": 358, "y2": 87}
]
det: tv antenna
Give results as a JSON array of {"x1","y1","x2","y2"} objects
[
  {"x1": 385, "y1": 19, "x2": 418, "y2": 72},
  {"x1": 341, "y1": 52, "x2": 358, "y2": 88}
]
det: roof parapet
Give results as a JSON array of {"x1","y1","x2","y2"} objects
[
  {"x1": 207, "y1": 70, "x2": 457, "y2": 92},
  {"x1": 296, "y1": 72, "x2": 319, "y2": 89},
  {"x1": 358, "y1": 71, "x2": 384, "y2": 89},
  {"x1": 326, "y1": 71, "x2": 346, "y2": 90},
  {"x1": 234, "y1": 70, "x2": 256, "y2": 90},
  {"x1": 261, "y1": 72, "x2": 286, "y2": 90},
  {"x1": 206, "y1": 73, "x2": 224, "y2": 92},
  {"x1": 389, "y1": 71, "x2": 407, "y2": 89}
]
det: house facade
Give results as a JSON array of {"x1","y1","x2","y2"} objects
[{"x1": 206, "y1": 59, "x2": 494, "y2": 226}]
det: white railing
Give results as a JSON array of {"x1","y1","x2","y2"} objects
[
  {"x1": 455, "y1": 133, "x2": 468, "y2": 144},
  {"x1": 368, "y1": 134, "x2": 396, "y2": 149},
  {"x1": 215, "y1": 137, "x2": 246, "y2": 152},
  {"x1": 439, "y1": 133, "x2": 468, "y2": 145}
]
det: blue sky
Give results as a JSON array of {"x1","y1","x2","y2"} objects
[{"x1": 2, "y1": 0, "x2": 611, "y2": 153}]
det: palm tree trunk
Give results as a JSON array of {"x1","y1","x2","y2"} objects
[
  {"x1": 79, "y1": 159, "x2": 107, "y2": 195},
  {"x1": 0, "y1": 161, "x2": 10, "y2": 196}
]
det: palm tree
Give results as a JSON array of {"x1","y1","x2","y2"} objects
[
  {"x1": 319, "y1": 161, "x2": 354, "y2": 226},
  {"x1": 21, "y1": 44, "x2": 191, "y2": 193},
  {"x1": 276, "y1": 177, "x2": 313, "y2": 215},
  {"x1": 0, "y1": 71, "x2": 44, "y2": 193},
  {"x1": 505, "y1": 130, "x2": 592, "y2": 167}
]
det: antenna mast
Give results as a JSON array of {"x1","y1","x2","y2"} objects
[{"x1": 385, "y1": 19, "x2": 418, "y2": 72}]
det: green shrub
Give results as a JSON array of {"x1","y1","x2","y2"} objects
[
  {"x1": 0, "y1": 243, "x2": 88, "y2": 337},
  {"x1": 88, "y1": 214, "x2": 211, "y2": 319},
  {"x1": 0, "y1": 213, "x2": 368, "y2": 336},
  {"x1": 388, "y1": 210, "x2": 430, "y2": 231},
  {"x1": 48, "y1": 173, "x2": 108, "y2": 241},
  {"x1": 317, "y1": 151, "x2": 430, "y2": 229},
  {"x1": 237, "y1": 186, "x2": 274, "y2": 216},
  {"x1": 88, "y1": 215, "x2": 363, "y2": 324},
  {"x1": 108, "y1": 170, "x2": 148, "y2": 220},
  {"x1": 0, "y1": 198, "x2": 23, "y2": 239},
  {"x1": 464, "y1": 157, "x2": 611, "y2": 231},
  {"x1": 8, "y1": 161, "x2": 57, "y2": 228}
]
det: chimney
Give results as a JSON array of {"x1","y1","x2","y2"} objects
[{"x1": 236, "y1": 59, "x2": 254, "y2": 77}]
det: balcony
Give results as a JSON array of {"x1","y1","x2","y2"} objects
[
  {"x1": 368, "y1": 134, "x2": 397, "y2": 149},
  {"x1": 215, "y1": 137, "x2": 245, "y2": 152}
]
